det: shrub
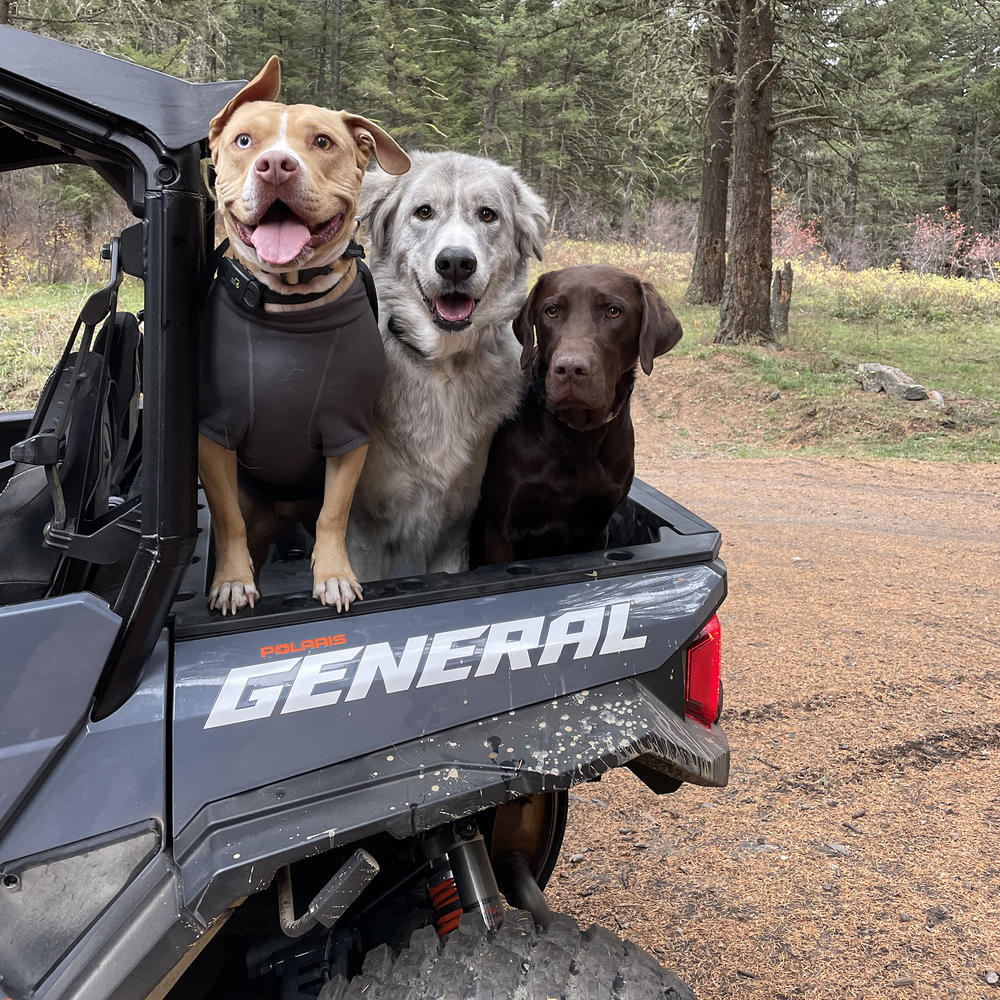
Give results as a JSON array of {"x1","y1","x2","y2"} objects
[
  {"x1": 901, "y1": 206, "x2": 1000, "y2": 280},
  {"x1": 772, "y1": 190, "x2": 822, "y2": 261}
]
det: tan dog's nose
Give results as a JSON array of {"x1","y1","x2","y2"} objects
[{"x1": 254, "y1": 150, "x2": 299, "y2": 186}]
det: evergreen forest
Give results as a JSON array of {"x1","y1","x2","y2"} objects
[{"x1": 3, "y1": 0, "x2": 1000, "y2": 340}]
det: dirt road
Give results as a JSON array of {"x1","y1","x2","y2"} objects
[{"x1": 548, "y1": 456, "x2": 1000, "y2": 1000}]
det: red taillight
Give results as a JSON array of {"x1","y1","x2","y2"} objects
[{"x1": 685, "y1": 614, "x2": 721, "y2": 728}]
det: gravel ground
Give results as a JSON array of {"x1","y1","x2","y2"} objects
[{"x1": 547, "y1": 454, "x2": 1000, "y2": 1000}]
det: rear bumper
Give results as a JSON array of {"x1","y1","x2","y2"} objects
[
  {"x1": 175, "y1": 668, "x2": 729, "y2": 921},
  {"x1": 27, "y1": 669, "x2": 726, "y2": 1000},
  {"x1": 22, "y1": 647, "x2": 728, "y2": 1000}
]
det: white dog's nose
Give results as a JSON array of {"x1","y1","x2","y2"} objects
[
  {"x1": 255, "y1": 150, "x2": 299, "y2": 187},
  {"x1": 435, "y1": 246, "x2": 477, "y2": 282}
]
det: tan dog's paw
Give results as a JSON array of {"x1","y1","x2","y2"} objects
[
  {"x1": 311, "y1": 549, "x2": 363, "y2": 612},
  {"x1": 311, "y1": 573, "x2": 363, "y2": 613},
  {"x1": 208, "y1": 555, "x2": 259, "y2": 616},
  {"x1": 209, "y1": 579, "x2": 260, "y2": 616}
]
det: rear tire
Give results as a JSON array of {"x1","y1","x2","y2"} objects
[{"x1": 321, "y1": 909, "x2": 695, "y2": 999}]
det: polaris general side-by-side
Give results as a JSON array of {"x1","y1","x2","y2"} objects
[{"x1": 0, "y1": 28, "x2": 729, "y2": 1000}]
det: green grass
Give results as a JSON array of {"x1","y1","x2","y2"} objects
[{"x1": 0, "y1": 279, "x2": 143, "y2": 410}]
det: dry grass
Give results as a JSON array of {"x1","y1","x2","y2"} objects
[
  {"x1": 2, "y1": 242, "x2": 999, "y2": 460},
  {"x1": 536, "y1": 239, "x2": 1000, "y2": 462}
]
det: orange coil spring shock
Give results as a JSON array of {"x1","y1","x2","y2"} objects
[{"x1": 428, "y1": 873, "x2": 462, "y2": 937}]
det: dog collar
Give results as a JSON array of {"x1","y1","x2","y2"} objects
[
  {"x1": 387, "y1": 315, "x2": 430, "y2": 359},
  {"x1": 211, "y1": 237, "x2": 368, "y2": 312},
  {"x1": 279, "y1": 264, "x2": 335, "y2": 286},
  {"x1": 279, "y1": 229, "x2": 368, "y2": 285}
]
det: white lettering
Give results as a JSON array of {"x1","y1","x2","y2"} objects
[
  {"x1": 345, "y1": 637, "x2": 428, "y2": 702},
  {"x1": 537, "y1": 607, "x2": 606, "y2": 665},
  {"x1": 202, "y1": 599, "x2": 651, "y2": 728},
  {"x1": 416, "y1": 625, "x2": 488, "y2": 688},
  {"x1": 281, "y1": 647, "x2": 361, "y2": 714},
  {"x1": 204, "y1": 658, "x2": 300, "y2": 729},
  {"x1": 475, "y1": 617, "x2": 543, "y2": 676},
  {"x1": 599, "y1": 602, "x2": 647, "y2": 655}
]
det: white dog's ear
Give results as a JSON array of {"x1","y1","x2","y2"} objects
[
  {"x1": 511, "y1": 171, "x2": 548, "y2": 262},
  {"x1": 358, "y1": 168, "x2": 404, "y2": 258},
  {"x1": 209, "y1": 56, "x2": 281, "y2": 161}
]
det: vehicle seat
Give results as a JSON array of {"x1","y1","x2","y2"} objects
[{"x1": 0, "y1": 311, "x2": 142, "y2": 606}]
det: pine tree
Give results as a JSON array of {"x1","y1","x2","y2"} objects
[
  {"x1": 685, "y1": 0, "x2": 739, "y2": 304},
  {"x1": 716, "y1": 0, "x2": 777, "y2": 347}
]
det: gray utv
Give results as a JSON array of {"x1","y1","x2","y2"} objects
[{"x1": 0, "y1": 27, "x2": 729, "y2": 1000}]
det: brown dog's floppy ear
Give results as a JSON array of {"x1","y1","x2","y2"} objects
[
  {"x1": 209, "y1": 56, "x2": 281, "y2": 161},
  {"x1": 638, "y1": 280, "x2": 683, "y2": 375},
  {"x1": 513, "y1": 276, "x2": 547, "y2": 372},
  {"x1": 342, "y1": 114, "x2": 410, "y2": 176}
]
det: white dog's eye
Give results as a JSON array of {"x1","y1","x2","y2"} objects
[
  {"x1": 234, "y1": 133, "x2": 252, "y2": 149},
  {"x1": 414, "y1": 205, "x2": 434, "y2": 220},
  {"x1": 314, "y1": 134, "x2": 333, "y2": 150},
  {"x1": 478, "y1": 207, "x2": 498, "y2": 223}
]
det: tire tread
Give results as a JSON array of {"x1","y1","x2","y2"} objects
[{"x1": 326, "y1": 909, "x2": 695, "y2": 1000}]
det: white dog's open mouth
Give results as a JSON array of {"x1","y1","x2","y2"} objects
[
  {"x1": 416, "y1": 277, "x2": 479, "y2": 330},
  {"x1": 433, "y1": 292, "x2": 476, "y2": 327},
  {"x1": 233, "y1": 203, "x2": 345, "y2": 267}
]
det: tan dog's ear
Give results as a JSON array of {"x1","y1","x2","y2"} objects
[
  {"x1": 341, "y1": 114, "x2": 410, "y2": 175},
  {"x1": 513, "y1": 276, "x2": 547, "y2": 372},
  {"x1": 209, "y1": 56, "x2": 282, "y2": 161},
  {"x1": 637, "y1": 280, "x2": 683, "y2": 375}
]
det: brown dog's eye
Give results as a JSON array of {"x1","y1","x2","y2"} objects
[
  {"x1": 414, "y1": 205, "x2": 434, "y2": 220},
  {"x1": 607, "y1": 305, "x2": 622, "y2": 318},
  {"x1": 314, "y1": 134, "x2": 333, "y2": 150},
  {"x1": 478, "y1": 207, "x2": 498, "y2": 223},
  {"x1": 234, "y1": 133, "x2": 252, "y2": 149},
  {"x1": 543, "y1": 305, "x2": 558, "y2": 318}
]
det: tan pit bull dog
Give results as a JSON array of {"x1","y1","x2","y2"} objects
[{"x1": 200, "y1": 57, "x2": 409, "y2": 615}]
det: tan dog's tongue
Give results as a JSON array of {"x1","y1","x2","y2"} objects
[{"x1": 250, "y1": 212, "x2": 311, "y2": 266}]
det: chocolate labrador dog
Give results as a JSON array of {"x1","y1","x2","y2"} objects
[{"x1": 472, "y1": 264, "x2": 682, "y2": 565}]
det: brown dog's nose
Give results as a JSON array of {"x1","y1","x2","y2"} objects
[
  {"x1": 552, "y1": 353, "x2": 593, "y2": 379},
  {"x1": 255, "y1": 151, "x2": 299, "y2": 186}
]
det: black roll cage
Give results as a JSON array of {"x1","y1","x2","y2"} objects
[{"x1": 0, "y1": 26, "x2": 244, "y2": 714}]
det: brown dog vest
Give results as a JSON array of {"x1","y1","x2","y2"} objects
[{"x1": 199, "y1": 272, "x2": 385, "y2": 498}]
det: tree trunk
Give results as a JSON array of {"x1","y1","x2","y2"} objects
[
  {"x1": 684, "y1": 0, "x2": 738, "y2": 305},
  {"x1": 944, "y1": 133, "x2": 961, "y2": 213},
  {"x1": 770, "y1": 261, "x2": 792, "y2": 336},
  {"x1": 0, "y1": 0, "x2": 9, "y2": 25},
  {"x1": 331, "y1": 0, "x2": 342, "y2": 107},
  {"x1": 317, "y1": 0, "x2": 329, "y2": 100},
  {"x1": 844, "y1": 133, "x2": 860, "y2": 268},
  {"x1": 619, "y1": 145, "x2": 639, "y2": 241},
  {"x1": 971, "y1": 110, "x2": 984, "y2": 232},
  {"x1": 716, "y1": 0, "x2": 777, "y2": 347},
  {"x1": 480, "y1": 0, "x2": 514, "y2": 155}
]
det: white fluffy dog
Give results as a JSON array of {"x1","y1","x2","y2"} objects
[{"x1": 347, "y1": 151, "x2": 548, "y2": 580}]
